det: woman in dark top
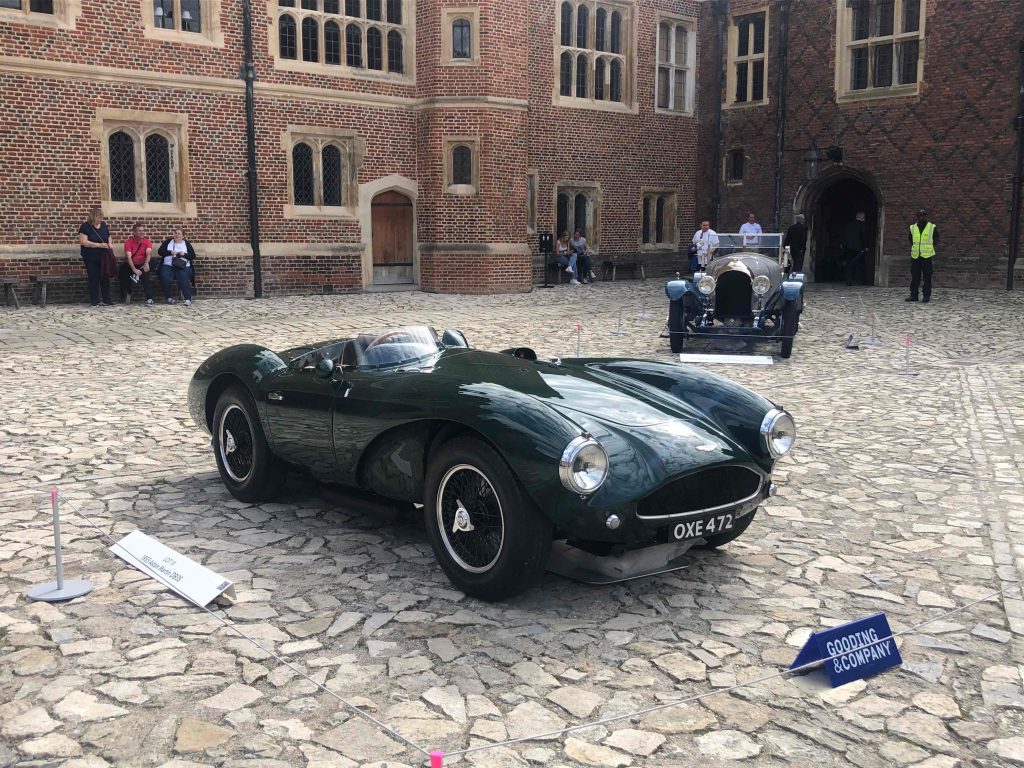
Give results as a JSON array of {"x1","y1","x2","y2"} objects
[
  {"x1": 77, "y1": 207, "x2": 114, "y2": 306},
  {"x1": 157, "y1": 228, "x2": 197, "y2": 305}
]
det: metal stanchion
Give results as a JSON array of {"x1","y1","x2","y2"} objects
[
  {"x1": 899, "y1": 335, "x2": 919, "y2": 376},
  {"x1": 576, "y1": 324, "x2": 582, "y2": 357},
  {"x1": 26, "y1": 489, "x2": 94, "y2": 602},
  {"x1": 611, "y1": 306, "x2": 625, "y2": 336},
  {"x1": 861, "y1": 311, "x2": 882, "y2": 346}
]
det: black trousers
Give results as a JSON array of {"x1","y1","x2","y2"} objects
[
  {"x1": 82, "y1": 253, "x2": 111, "y2": 305},
  {"x1": 909, "y1": 258, "x2": 933, "y2": 299},
  {"x1": 118, "y1": 263, "x2": 153, "y2": 301},
  {"x1": 790, "y1": 248, "x2": 805, "y2": 273}
]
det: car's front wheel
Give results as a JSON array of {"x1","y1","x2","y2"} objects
[
  {"x1": 668, "y1": 299, "x2": 688, "y2": 354},
  {"x1": 424, "y1": 436, "x2": 552, "y2": 601},
  {"x1": 212, "y1": 385, "x2": 285, "y2": 502},
  {"x1": 779, "y1": 299, "x2": 798, "y2": 359},
  {"x1": 698, "y1": 509, "x2": 757, "y2": 549}
]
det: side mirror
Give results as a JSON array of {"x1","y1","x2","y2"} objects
[
  {"x1": 441, "y1": 329, "x2": 469, "y2": 348},
  {"x1": 315, "y1": 358, "x2": 335, "y2": 378}
]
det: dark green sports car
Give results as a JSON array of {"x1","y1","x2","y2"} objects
[{"x1": 188, "y1": 326, "x2": 796, "y2": 601}]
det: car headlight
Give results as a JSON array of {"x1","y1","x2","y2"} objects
[
  {"x1": 559, "y1": 436, "x2": 609, "y2": 495},
  {"x1": 752, "y1": 275, "x2": 771, "y2": 295},
  {"x1": 697, "y1": 275, "x2": 716, "y2": 295},
  {"x1": 760, "y1": 409, "x2": 796, "y2": 458}
]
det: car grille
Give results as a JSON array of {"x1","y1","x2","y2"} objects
[
  {"x1": 636, "y1": 466, "x2": 763, "y2": 519},
  {"x1": 715, "y1": 271, "x2": 753, "y2": 318}
]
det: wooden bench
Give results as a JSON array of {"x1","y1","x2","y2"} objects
[
  {"x1": 601, "y1": 253, "x2": 646, "y2": 281},
  {"x1": 1, "y1": 278, "x2": 20, "y2": 309},
  {"x1": 32, "y1": 275, "x2": 80, "y2": 308}
]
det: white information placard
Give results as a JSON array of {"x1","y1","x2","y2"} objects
[
  {"x1": 679, "y1": 354, "x2": 775, "y2": 365},
  {"x1": 110, "y1": 530, "x2": 235, "y2": 607}
]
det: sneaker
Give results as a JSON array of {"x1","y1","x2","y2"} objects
[
  {"x1": 922, "y1": 296, "x2": 930, "y2": 303},
  {"x1": 565, "y1": 266, "x2": 574, "y2": 273},
  {"x1": 659, "y1": 324, "x2": 670, "y2": 339},
  {"x1": 589, "y1": 271, "x2": 596, "y2": 279},
  {"x1": 904, "y1": 296, "x2": 918, "y2": 302},
  {"x1": 145, "y1": 298, "x2": 153, "y2": 306},
  {"x1": 167, "y1": 298, "x2": 175, "y2": 304},
  {"x1": 184, "y1": 299, "x2": 192, "y2": 307},
  {"x1": 569, "y1": 278, "x2": 581, "y2": 285}
]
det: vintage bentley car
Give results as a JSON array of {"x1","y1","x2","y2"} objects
[
  {"x1": 667, "y1": 236, "x2": 805, "y2": 357},
  {"x1": 188, "y1": 326, "x2": 796, "y2": 600}
]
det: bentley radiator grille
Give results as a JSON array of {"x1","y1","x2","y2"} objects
[{"x1": 637, "y1": 466, "x2": 762, "y2": 519}]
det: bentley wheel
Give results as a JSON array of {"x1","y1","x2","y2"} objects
[
  {"x1": 425, "y1": 436, "x2": 552, "y2": 601},
  {"x1": 779, "y1": 299, "x2": 798, "y2": 359},
  {"x1": 668, "y1": 299, "x2": 687, "y2": 354},
  {"x1": 212, "y1": 385, "x2": 285, "y2": 503},
  {"x1": 698, "y1": 509, "x2": 757, "y2": 549}
]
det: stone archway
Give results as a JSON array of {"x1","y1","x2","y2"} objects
[
  {"x1": 359, "y1": 174, "x2": 419, "y2": 289},
  {"x1": 793, "y1": 167, "x2": 885, "y2": 285}
]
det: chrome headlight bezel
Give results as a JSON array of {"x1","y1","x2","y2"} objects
[
  {"x1": 760, "y1": 408, "x2": 796, "y2": 458},
  {"x1": 752, "y1": 275, "x2": 771, "y2": 295},
  {"x1": 697, "y1": 275, "x2": 716, "y2": 295},
  {"x1": 559, "y1": 436, "x2": 609, "y2": 495}
]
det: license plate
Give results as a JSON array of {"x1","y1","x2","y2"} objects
[{"x1": 668, "y1": 512, "x2": 735, "y2": 541}]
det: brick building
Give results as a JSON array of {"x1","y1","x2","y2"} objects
[
  {"x1": 0, "y1": 0, "x2": 703, "y2": 301},
  {"x1": 696, "y1": 0, "x2": 1024, "y2": 289}
]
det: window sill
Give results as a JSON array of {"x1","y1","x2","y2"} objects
[
  {"x1": 837, "y1": 85, "x2": 920, "y2": 104},
  {"x1": 142, "y1": 25, "x2": 224, "y2": 48},
  {"x1": 273, "y1": 58, "x2": 414, "y2": 85},
  {"x1": 723, "y1": 99, "x2": 769, "y2": 110},
  {"x1": 640, "y1": 243, "x2": 678, "y2": 252},
  {"x1": 105, "y1": 201, "x2": 197, "y2": 218},
  {"x1": 726, "y1": 180, "x2": 744, "y2": 186},
  {"x1": 445, "y1": 184, "x2": 478, "y2": 196},
  {"x1": 441, "y1": 57, "x2": 480, "y2": 67},
  {"x1": 283, "y1": 205, "x2": 357, "y2": 220},
  {"x1": 553, "y1": 96, "x2": 637, "y2": 114},
  {"x1": 0, "y1": 8, "x2": 74, "y2": 29},
  {"x1": 654, "y1": 106, "x2": 695, "y2": 117}
]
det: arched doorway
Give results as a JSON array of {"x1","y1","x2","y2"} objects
[
  {"x1": 793, "y1": 168, "x2": 883, "y2": 285},
  {"x1": 370, "y1": 191, "x2": 414, "y2": 285}
]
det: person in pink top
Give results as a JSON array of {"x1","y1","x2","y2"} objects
[{"x1": 120, "y1": 223, "x2": 154, "y2": 305}]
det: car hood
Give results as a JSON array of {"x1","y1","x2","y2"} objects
[{"x1": 706, "y1": 253, "x2": 784, "y2": 283}]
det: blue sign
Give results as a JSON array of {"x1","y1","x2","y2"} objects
[{"x1": 790, "y1": 612, "x2": 902, "y2": 687}]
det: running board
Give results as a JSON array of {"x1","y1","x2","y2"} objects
[{"x1": 546, "y1": 540, "x2": 697, "y2": 585}]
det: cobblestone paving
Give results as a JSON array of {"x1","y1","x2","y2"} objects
[{"x1": 1, "y1": 283, "x2": 1023, "y2": 768}]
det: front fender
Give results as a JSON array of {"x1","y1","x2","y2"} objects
[{"x1": 188, "y1": 344, "x2": 287, "y2": 434}]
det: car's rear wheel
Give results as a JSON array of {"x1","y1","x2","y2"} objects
[
  {"x1": 779, "y1": 299, "x2": 798, "y2": 359},
  {"x1": 424, "y1": 436, "x2": 552, "y2": 601},
  {"x1": 698, "y1": 509, "x2": 758, "y2": 549},
  {"x1": 212, "y1": 385, "x2": 285, "y2": 502}
]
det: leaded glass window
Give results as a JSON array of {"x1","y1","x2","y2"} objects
[
  {"x1": 279, "y1": 14, "x2": 297, "y2": 59},
  {"x1": 108, "y1": 132, "x2": 136, "y2": 203},
  {"x1": 144, "y1": 133, "x2": 172, "y2": 203},
  {"x1": 325, "y1": 20, "x2": 341, "y2": 64},
  {"x1": 452, "y1": 145, "x2": 472, "y2": 186},
  {"x1": 453, "y1": 18, "x2": 471, "y2": 59},
  {"x1": 322, "y1": 145, "x2": 342, "y2": 206},
  {"x1": 346, "y1": 23, "x2": 362, "y2": 66},
  {"x1": 387, "y1": 30, "x2": 403, "y2": 73},
  {"x1": 366, "y1": 26, "x2": 382, "y2": 69},
  {"x1": 292, "y1": 143, "x2": 315, "y2": 206},
  {"x1": 302, "y1": 16, "x2": 318, "y2": 61}
]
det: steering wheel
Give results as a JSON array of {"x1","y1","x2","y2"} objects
[{"x1": 364, "y1": 331, "x2": 416, "y2": 350}]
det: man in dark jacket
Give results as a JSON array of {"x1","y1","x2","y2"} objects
[
  {"x1": 840, "y1": 211, "x2": 867, "y2": 286},
  {"x1": 783, "y1": 214, "x2": 807, "y2": 272}
]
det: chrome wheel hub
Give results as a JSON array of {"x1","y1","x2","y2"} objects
[
  {"x1": 452, "y1": 499, "x2": 475, "y2": 533},
  {"x1": 225, "y1": 430, "x2": 237, "y2": 455}
]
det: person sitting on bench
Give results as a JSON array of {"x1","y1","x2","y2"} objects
[
  {"x1": 555, "y1": 231, "x2": 579, "y2": 285},
  {"x1": 157, "y1": 228, "x2": 196, "y2": 306},
  {"x1": 570, "y1": 229, "x2": 595, "y2": 284}
]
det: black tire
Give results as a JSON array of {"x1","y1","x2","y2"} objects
[
  {"x1": 779, "y1": 299, "x2": 798, "y2": 359},
  {"x1": 698, "y1": 509, "x2": 758, "y2": 549},
  {"x1": 669, "y1": 299, "x2": 687, "y2": 354},
  {"x1": 212, "y1": 385, "x2": 286, "y2": 502},
  {"x1": 424, "y1": 436, "x2": 552, "y2": 601}
]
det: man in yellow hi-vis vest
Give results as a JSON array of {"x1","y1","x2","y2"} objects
[{"x1": 906, "y1": 208, "x2": 938, "y2": 302}]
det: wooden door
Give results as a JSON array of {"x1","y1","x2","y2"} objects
[{"x1": 371, "y1": 191, "x2": 414, "y2": 285}]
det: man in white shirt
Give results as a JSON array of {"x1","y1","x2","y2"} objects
[
  {"x1": 691, "y1": 218, "x2": 720, "y2": 269},
  {"x1": 739, "y1": 211, "x2": 762, "y2": 250}
]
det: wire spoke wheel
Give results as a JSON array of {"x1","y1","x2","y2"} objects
[
  {"x1": 437, "y1": 464, "x2": 505, "y2": 573},
  {"x1": 219, "y1": 404, "x2": 254, "y2": 483}
]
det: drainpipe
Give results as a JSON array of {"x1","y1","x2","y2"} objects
[
  {"x1": 711, "y1": 0, "x2": 728, "y2": 226},
  {"x1": 772, "y1": 0, "x2": 792, "y2": 232},
  {"x1": 1007, "y1": 39, "x2": 1024, "y2": 291},
  {"x1": 242, "y1": 0, "x2": 264, "y2": 298}
]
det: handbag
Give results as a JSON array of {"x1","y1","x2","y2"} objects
[
  {"x1": 88, "y1": 224, "x2": 119, "y2": 278},
  {"x1": 171, "y1": 256, "x2": 189, "y2": 270}
]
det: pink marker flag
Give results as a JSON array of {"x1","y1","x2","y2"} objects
[{"x1": 430, "y1": 751, "x2": 444, "y2": 767}]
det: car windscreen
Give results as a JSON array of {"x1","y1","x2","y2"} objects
[{"x1": 356, "y1": 326, "x2": 443, "y2": 370}]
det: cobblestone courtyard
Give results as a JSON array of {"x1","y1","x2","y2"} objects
[{"x1": 1, "y1": 282, "x2": 1023, "y2": 767}]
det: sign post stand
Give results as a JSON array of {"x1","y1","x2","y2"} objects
[{"x1": 27, "y1": 489, "x2": 94, "y2": 603}]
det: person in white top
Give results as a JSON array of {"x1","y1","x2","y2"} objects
[
  {"x1": 739, "y1": 211, "x2": 762, "y2": 249},
  {"x1": 691, "y1": 218, "x2": 720, "y2": 268}
]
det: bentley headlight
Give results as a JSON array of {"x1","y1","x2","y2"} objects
[
  {"x1": 752, "y1": 275, "x2": 771, "y2": 295},
  {"x1": 697, "y1": 275, "x2": 716, "y2": 295},
  {"x1": 760, "y1": 409, "x2": 796, "y2": 458},
  {"x1": 559, "y1": 436, "x2": 609, "y2": 495}
]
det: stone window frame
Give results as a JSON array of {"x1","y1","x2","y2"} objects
[
  {"x1": 554, "y1": 183, "x2": 601, "y2": 250},
  {"x1": 654, "y1": 13, "x2": 695, "y2": 116},
  {"x1": 640, "y1": 189, "x2": 677, "y2": 250},
  {"x1": 443, "y1": 137, "x2": 480, "y2": 196},
  {"x1": 282, "y1": 126, "x2": 365, "y2": 219},
  {"x1": 526, "y1": 169, "x2": 538, "y2": 234},
  {"x1": 552, "y1": 0, "x2": 636, "y2": 114},
  {"x1": 441, "y1": 6, "x2": 479, "y2": 66},
  {"x1": 726, "y1": 7, "x2": 769, "y2": 108},
  {"x1": 269, "y1": 0, "x2": 415, "y2": 84},
  {"x1": 0, "y1": 0, "x2": 81, "y2": 29},
  {"x1": 726, "y1": 148, "x2": 745, "y2": 185},
  {"x1": 140, "y1": 0, "x2": 224, "y2": 47},
  {"x1": 835, "y1": 0, "x2": 925, "y2": 103},
  {"x1": 92, "y1": 109, "x2": 196, "y2": 218}
]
